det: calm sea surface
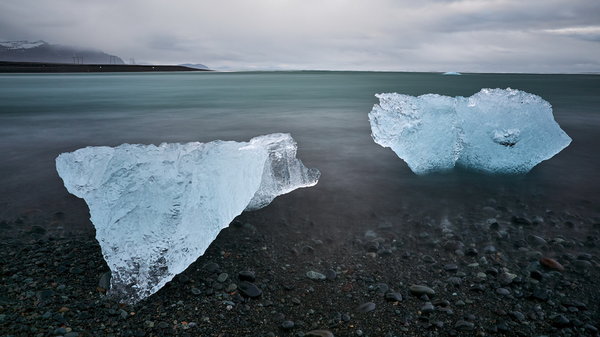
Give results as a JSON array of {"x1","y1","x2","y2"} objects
[{"x1": 0, "y1": 71, "x2": 598, "y2": 234}]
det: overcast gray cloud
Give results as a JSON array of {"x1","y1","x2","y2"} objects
[{"x1": 1, "y1": 0, "x2": 599, "y2": 72}]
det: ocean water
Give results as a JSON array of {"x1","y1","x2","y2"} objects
[{"x1": 0, "y1": 71, "x2": 598, "y2": 235}]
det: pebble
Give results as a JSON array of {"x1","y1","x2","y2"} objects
[
  {"x1": 532, "y1": 288, "x2": 549, "y2": 301},
  {"x1": 375, "y1": 283, "x2": 389, "y2": 294},
  {"x1": 573, "y1": 260, "x2": 592, "y2": 271},
  {"x1": 356, "y1": 302, "x2": 376, "y2": 313},
  {"x1": 510, "y1": 311, "x2": 525, "y2": 321},
  {"x1": 409, "y1": 285, "x2": 435, "y2": 297},
  {"x1": 497, "y1": 272, "x2": 517, "y2": 285},
  {"x1": 238, "y1": 270, "x2": 256, "y2": 282},
  {"x1": 454, "y1": 320, "x2": 475, "y2": 330},
  {"x1": 98, "y1": 271, "x2": 111, "y2": 290},
  {"x1": 444, "y1": 263, "x2": 458, "y2": 272},
  {"x1": 204, "y1": 262, "x2": 220, "y2": 273},
  {"x1": 36, "y1": 289, "x2": 54, "y2": 302},
  {"x1": 512, "y1": 216, "x2": 532, "y2": 226},
  {"x1": 54, "y1": 327, "x2": 68, "y2": 335},
  {"x1": 281, "y1": 320, "x2": 295, "y2": 330},
  {"x1": 527, "y1": 235, "x2": 547, "y2": 246},
  {"x1": 447, "y1": 276, "x2": 462, "y2": 286},
  {"x1": 421, "y1": 302, "x2": 435, "y2": 314},
  {"x1": 325, "y1": 269, "x2": 337, "y2": 280},
  {"x1": 238, "y1": 281, "x2": 262, "y2": 298},
  {"x1": 540, "y1": 257, "x2": 564, "y2": 271},
  {"x1": 552, "y1": 314, "x2": 570, "y2": 327},
  {"x1": 305, "y1": 330, "x2": 335, "y2": 337},
  {"x1": 465, "y1": 247, "x2": 478, "y2": 256},
  {"x1": 384, "y1": 292, "x2": 402, "y2": 302},
  {"x1": 306, "y1": 271, "x2": 326, "y2": 280},
  {"x1": 483, "y1": 245, "x2": 497, "y2": 254},
  {"x1": 225, "y1": 283, "x2": 237, "y2": 292},
  {"x1": 217, "y1": 273, "x2": 229, "y2": 283},
  {"x1": 530, "y1": 270, "x2": 543, "y2": 280},
  {"x1": 496, "y1": 288, "x2": 510, "y2": 296}
]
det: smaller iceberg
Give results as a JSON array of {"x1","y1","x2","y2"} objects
[
  {"x1": 442, "y1": 72, "x2": 462, "y2": 75},
  {"x1": 56, "y1": 133, "x2": 319, "y2": 303},
  {"x1": 369, "y1": 88, "x2": 571, "y2": 174}
]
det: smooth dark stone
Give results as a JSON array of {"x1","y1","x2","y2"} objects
[
  {"x1": 36, "y1": 289, "x2": 54, "y2": 302},
  {"x1": 496, "y1": 288, "x2": 510, "y2": 296},
  {"x1": 540, "y1": 257, "x2": 564, "y2": 271},
  {"x1": 512, "y1": 216, "x2": 532, "y2": 226},
  {"x1": 410, "y1": 285, "x2": 435, "y2": 296},
  {"x1": 238, "y1": 281, "x2": 262, "y2": 298},
  {"x1": 531, "y1": 288, "x2": 549, "y2": 301},
  {"x1": 465, "y1": 248, "x2": 478, "y2": 256},
  {"x1": 238, "y1": 271, "x2": 256, "y2": 282},
  {"x1": 455, "y1": 320, "x2": 475, "y2": 330},
  {"x1": 98, "y1": 271, "x2": 111, "y2": 290},
  {"x1": 527, "y1": 235, "x2": 547, "y2": 246},
  {"x1": 498, "y1": 272, "x2": 516, "y2": 286},
  {"x1": 552, "y1": 314, "x2": 570, "y2": 327},
  {"x1": 325, "y1": 269, "x2": 337, "y2": 280},
  {"x1": 510, "y1": 311, "x2": 525, "y2": 321},
  {"x1": 204, "y1": 262, "x2": 220, "y2": 273},
  {"x1": 217, "y1": 273, "x2": 228, "y2": 283},
  {"x1": 281, "y1": 320, "x2": 295, "y2": 330},
  {"x1": 421, "y1": 302, "x2": 435, "y2": 314},
  {"x1": 384, "y1": 292, "x2": 403, "y2": 302},
  {"x1": 306, "y1": 271, "x2": 326, "y2": 280},
  {"x1": 530, "y1": 270, "x2": 543, "y2": 280},
  {"x1": 444, "y1": 264, "x2": 458, "y2": 272},
  {"x1": 356, "y1": 302, "x2": 376, "y2": 313},
  {"x1": 447, "y1": 276, "x2": 462, "y2": 287},
  {"x1": 375, "y1": 283, "x2": 389, "y2": 294},
  {"x1": 483, "y1": 245, "x2": 497, "y2": 254},
  {"x1": 305, "y1": 330, "x2": 335, "y2": 337}
]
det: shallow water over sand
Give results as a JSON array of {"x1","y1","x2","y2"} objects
[{"x1": 0, "y1": 71, "x2": 598, "y2": 235}]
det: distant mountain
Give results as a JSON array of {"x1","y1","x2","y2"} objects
[
  {"x1": 180, "y1": 63, "x2": 209, "y2": 70},
  {"x1": 0, "y1": 40, "x2": 125, "y2": 64}
]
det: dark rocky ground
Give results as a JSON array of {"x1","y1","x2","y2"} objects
[{"x1": 1, "y1": 196, "x2": 599, "y2": 337}]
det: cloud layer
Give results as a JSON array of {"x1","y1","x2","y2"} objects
[{"x1": 1, "y1": 0, "x2": 599, "y2": 72}]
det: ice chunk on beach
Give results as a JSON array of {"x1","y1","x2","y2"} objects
[
  {"x1": 370, "y1": 93, "x2": 463, "y2": 174},
  {"x1": 369, "y1": 88, "x2": 571, "y2": 174},
  {"x1": 56, "y1": 133, "x2": 319, "y2": 303},
  {"x1": 442, "y1": 72, "x2": 462, "y2": 75}
]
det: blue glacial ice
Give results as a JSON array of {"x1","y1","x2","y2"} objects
[
  {"x1": 369, "y1": 88, "x2": 572, "y2": 174},
  {"x1": 442, "y1": 72, "x2": 462, "y2": 75},
  {"x1": 56, "y1": 133, "x2": 319, "y2": 303}
]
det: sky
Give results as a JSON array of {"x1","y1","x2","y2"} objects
[{"x1": 1, "y1": 0, "x2": 599, "y2": 73}]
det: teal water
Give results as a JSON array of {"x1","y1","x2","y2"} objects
[{"x1": 0, "y1": 71, "x2": 599, "y2": 233}]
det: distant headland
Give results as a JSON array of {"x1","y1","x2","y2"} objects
[{"x1": 0, "y1": 40, "x2": 210, "y2": 73}]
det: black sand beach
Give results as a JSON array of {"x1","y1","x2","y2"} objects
[{"x1": 1, "y1": 189, "x2": 599, "y2": 337}]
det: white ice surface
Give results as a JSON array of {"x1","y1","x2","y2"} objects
[
  {"x1": 56, "y1": 133, "x2": 319, "y2": 303},
  {"x1": 369, "y1": 88, "x2": 571, "y2": 174}
]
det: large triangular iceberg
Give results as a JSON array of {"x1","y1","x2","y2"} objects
[
  {"x1": 369, "y1": 88, "x2": 571, "y2": 174},
  {"x1": 56, "y1": 133, "x2": 319, "y2": 303}
]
